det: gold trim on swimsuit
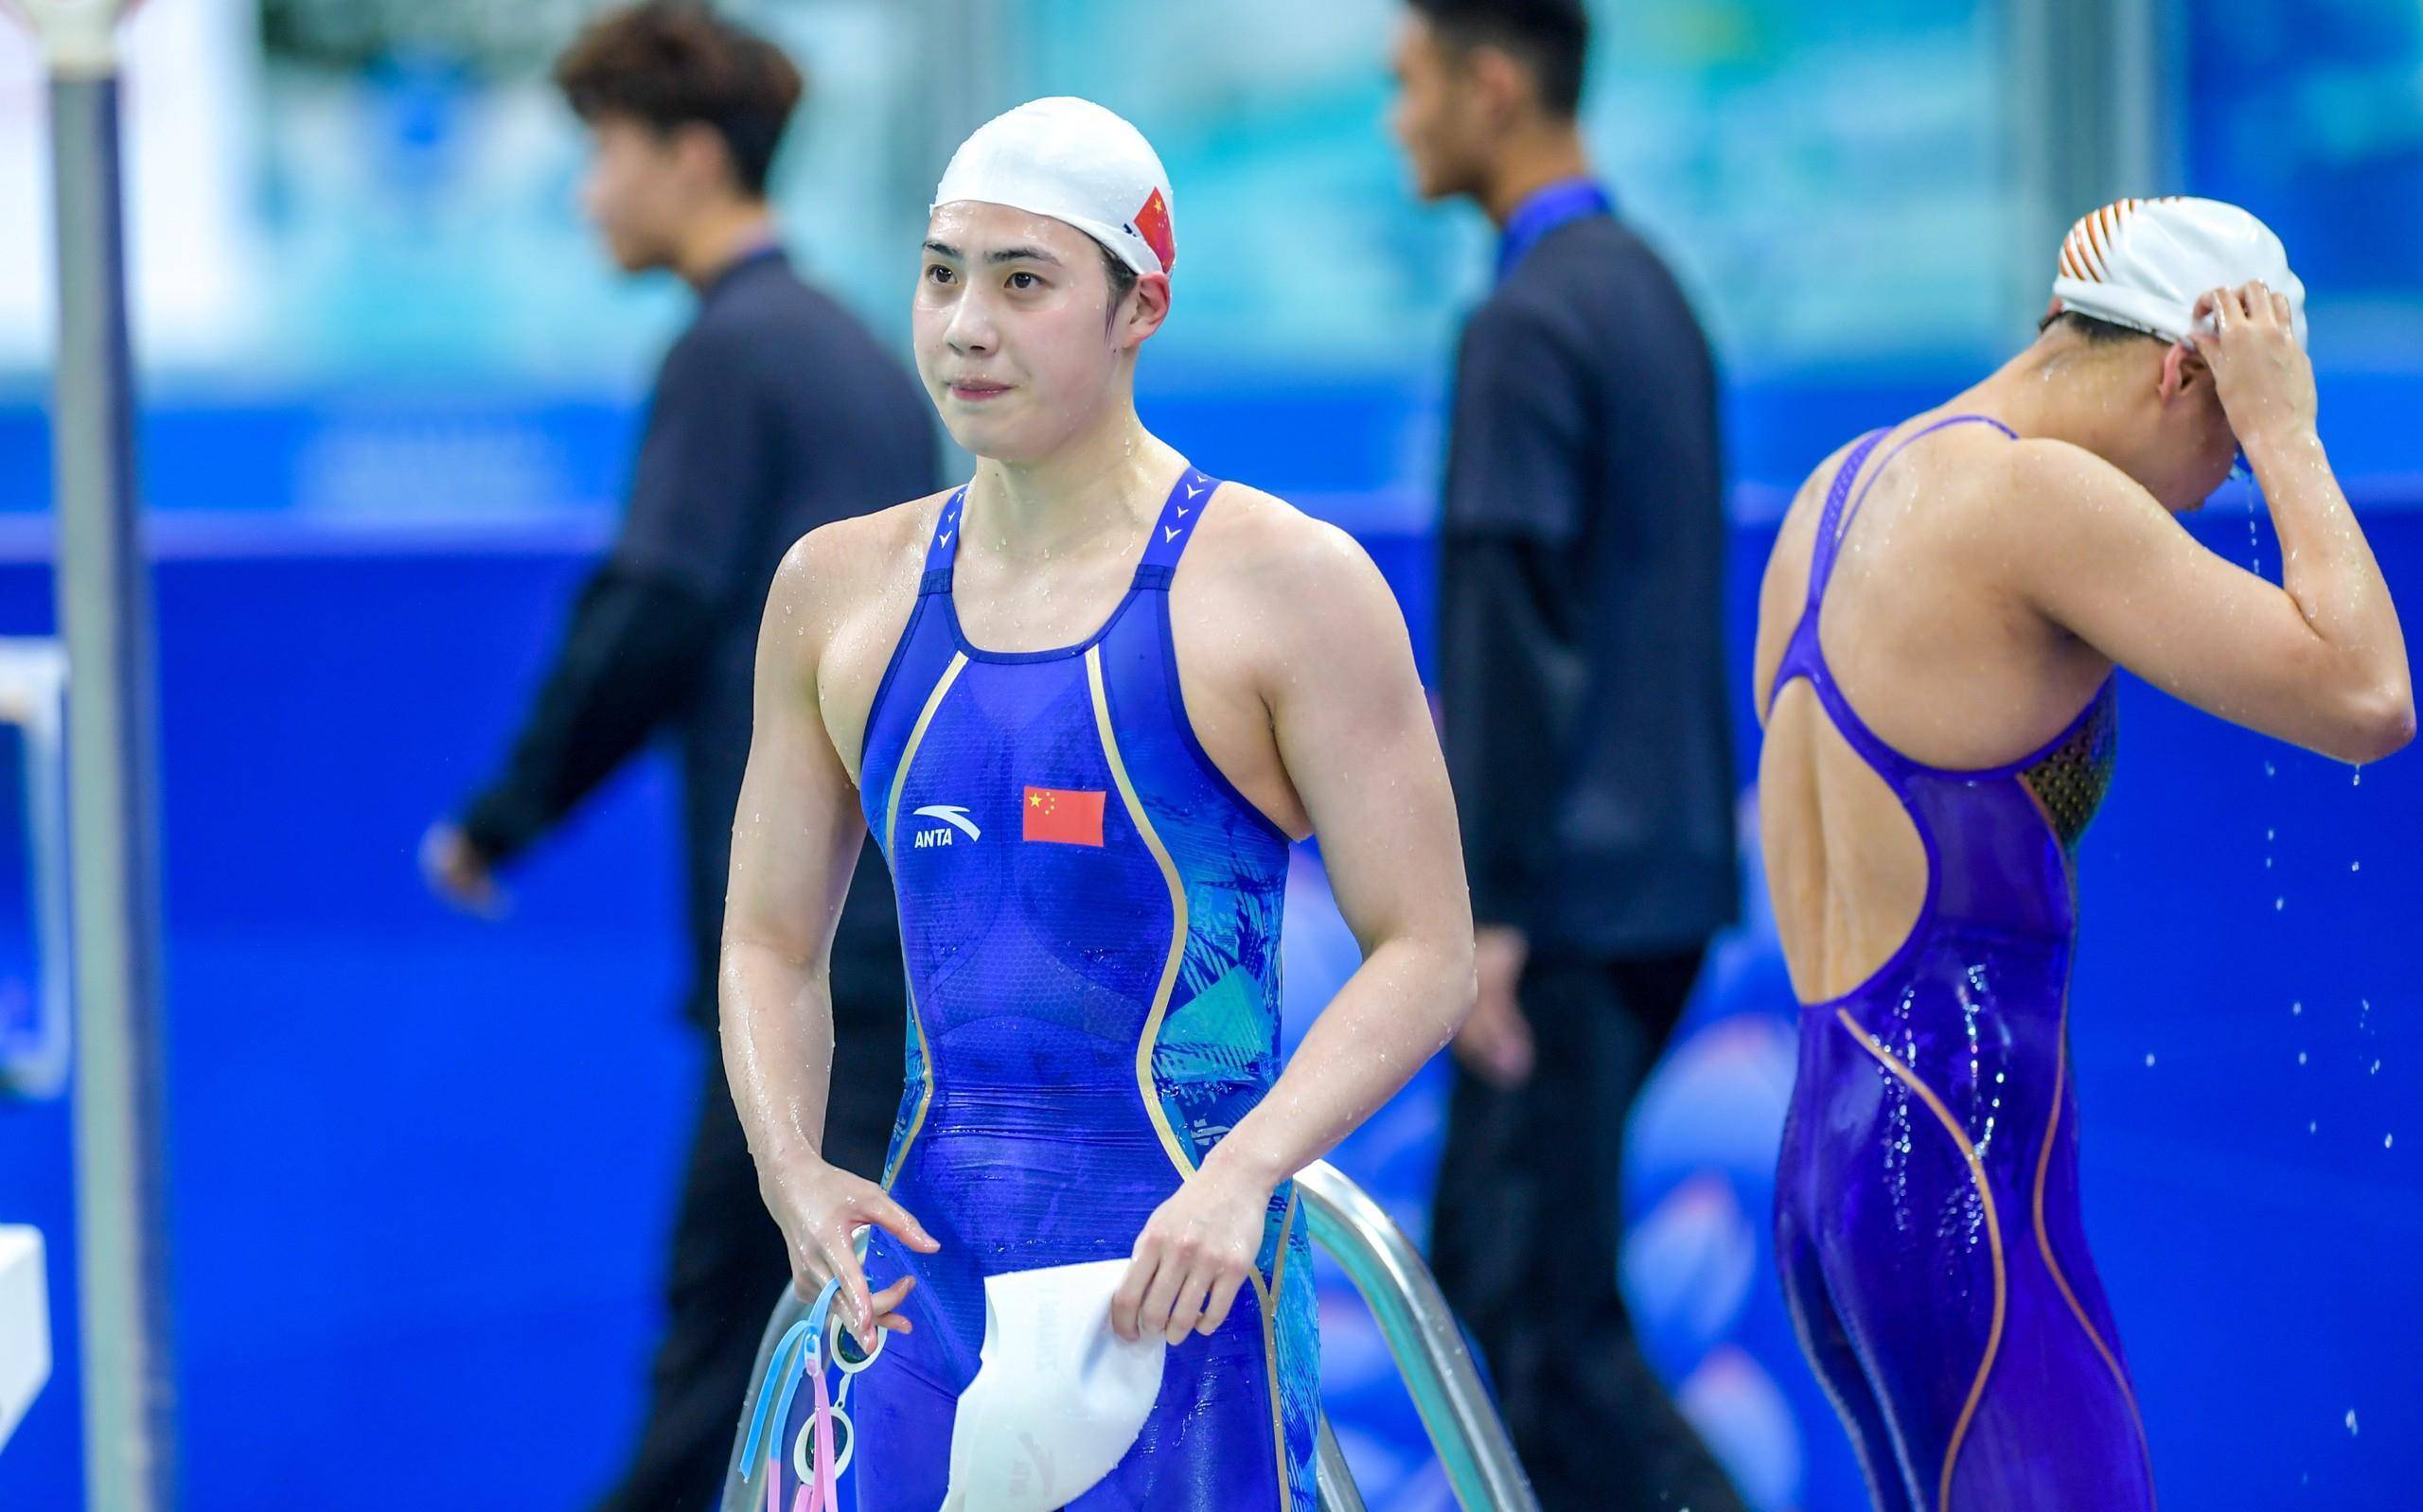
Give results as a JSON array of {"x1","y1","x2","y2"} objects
[
  {"x1": 880, "y1": 651, "x2": 968, "y2": 1187},
  {"x1": 1839, "y1": 1008, "x2": 2007, "y2": 1512},
  {"x1": 1088, "y1": 646, "x2": 1295, "y2": 1503}
]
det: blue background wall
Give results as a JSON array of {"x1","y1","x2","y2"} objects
[{"x1": 2, "y1": 377, "x2": 2419, "y2": 1510}]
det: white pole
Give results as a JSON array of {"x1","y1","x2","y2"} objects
[{"x1": 15, "y1": 1, "x2": 179, "y2": 1506}]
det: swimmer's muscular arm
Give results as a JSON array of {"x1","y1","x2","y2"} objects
[
  {"x1": 1213, "y1": 517, "x2": 1477, "y2": 1182},
  {"x1": 1111, "y1": 497, "x2": 1477, "y2": 1344},
  {"x1": 721, "y1": 519, "x2": 938, "y2": 1344},
  {"x1": 2005, "y1": 287, "x2": 2414, "y2": 765}
]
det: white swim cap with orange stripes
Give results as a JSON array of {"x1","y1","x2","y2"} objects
[
  {"x1": 2051, "y1": 196, "x2": 2306, "y2": 349},
  {"x1": 932, "y1": 97, "x2": 1177, "y2": 279}
]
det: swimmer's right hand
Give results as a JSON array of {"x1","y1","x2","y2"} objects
[
  {"x1": 2187, "y1": 280, "x2": 2317, "y2": 449},
  {"x1": 760, "y1": 1154, "x2": 941, "y2": 1349}
]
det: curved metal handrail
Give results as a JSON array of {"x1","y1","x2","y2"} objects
[
  {"x1": 1294, "y1": 1159, "x2": 1538, "y2": 1512},
  {"x1": 717, "y1": 1160, "x2": 1537, "y2": 1512},
  {"x1": 1314, "y1": 1415, "x2": 1369, "y2": 1512}
]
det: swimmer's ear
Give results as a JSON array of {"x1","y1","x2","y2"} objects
[
  {"x1": 2159, "y1": 340, "x2": 2207, "y2": 402},
  {"x1": 1115, "y1": 271, "x2": 1172, "y2": 352}
]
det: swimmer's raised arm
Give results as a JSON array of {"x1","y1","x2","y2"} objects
[
  {"x1": 721, "y1": 525, "x2": 937, "y2": 1344},
  {"x1": 1111, "y1": 497, "x2": 1476, "y2": 1345},
  {"x1": 2002, "y1": 282, "x2": 2413, "y2": 764}
]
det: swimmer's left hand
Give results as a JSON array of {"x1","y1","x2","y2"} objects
[{"x1": 1112, "y1": 1156, "x2": 1275, "y2": 1346}]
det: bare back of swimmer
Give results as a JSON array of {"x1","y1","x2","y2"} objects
[
  {"x1": 1755, "y1": 237, "x2": 2410, "y2": 1006},
  {"x1": 1750, "y1": 198, "x2": 2410, "y2": 1512}
]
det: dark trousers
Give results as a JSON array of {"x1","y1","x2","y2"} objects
[
  {"x1": 1428, "y1": 948, "x2": 1748, "y2": 1512},
  {"x1": 592, "y1": 993, "x2": 903, "y2": 1512}
]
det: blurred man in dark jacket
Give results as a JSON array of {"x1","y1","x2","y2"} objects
[
  {"x1": 419, "y1": 6, "x2": 933, "y2": 1507},
  {"x1": 1388, "y1": 2, "x2": 1744, "y2": 1508}
]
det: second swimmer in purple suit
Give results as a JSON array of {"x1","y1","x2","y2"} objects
[{"x1": 1754, "y1": 198, "x2": 2410, "y2": 1510}]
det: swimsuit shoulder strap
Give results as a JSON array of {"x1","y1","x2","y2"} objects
[
  {"x1": 1803, "y1": 428, "x2": 1891, "y2": 616},
  {"x1": 1130, "y1": 466, "x2": 1221, "y2": 591},
  {"x1": 918, "y1": 486, "x2": 967, "y2": 596},
  {"x1": 919, "y1": 470, "x2": 1216, "y2": 599},
  {"x1": 1771, "y1": 414, "x2": 2019, "y2": 770},
  {"x1": 1810, "y1": 413, "x2": 2018, "y2": 605}
]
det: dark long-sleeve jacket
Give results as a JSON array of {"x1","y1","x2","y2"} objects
[
  {"x1": 1438, "y1": 213, "x2": 1738, "y2": 958},
  {"x1": 461, "y1": 246, "x2": 937, "y2": 1025}
]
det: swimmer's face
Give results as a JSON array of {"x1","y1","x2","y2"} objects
[
  {"x1": 1388, "y1": 16, "x2": 1493, "y2": 202},
  {"x1": 579, "y1": 114, "x2": 717, "y2": 273},
  {"x1": 913, "y1": 202, "x2": 1168, "y2": 463}
]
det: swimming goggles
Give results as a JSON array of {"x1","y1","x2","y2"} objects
[{"x1": 739, "y1": 1226, "x2": 886, "y2": 1512}]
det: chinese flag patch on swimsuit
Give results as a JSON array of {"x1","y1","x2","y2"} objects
[{"x1": 1023, "y1": 785, "x2": 1106, "y2": 847}]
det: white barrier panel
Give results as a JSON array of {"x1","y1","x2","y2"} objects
[{"x1": 0, "y1": 1224, "x2": 50, "y2": 1450}]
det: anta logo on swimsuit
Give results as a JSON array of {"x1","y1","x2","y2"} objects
[
  {"x1": 911, "y1": 803, "x2": 980, "y2": 848},
  {"x1": 1023, "y1": 785, "x2": 1105, "y2": 847}
]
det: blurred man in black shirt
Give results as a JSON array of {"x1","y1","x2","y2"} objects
[
  {"x1": 1389, "y1": 2, "x2": 1743, "y2": 1508},
  {"x1": 419, "y1": 6, "x2": 934, "y2": 1507}
]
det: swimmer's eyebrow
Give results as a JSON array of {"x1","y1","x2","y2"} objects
[{"x1": 922, "y1": 239, "x2": 1063, "y2": 267}]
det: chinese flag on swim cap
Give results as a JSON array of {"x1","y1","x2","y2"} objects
[
  {"x1": 1024, "y1": 786, "x2": 1106, "y2": 847},
  {"x1": 1133, "y1": 188, "x2": 1176, "y2": 275}
]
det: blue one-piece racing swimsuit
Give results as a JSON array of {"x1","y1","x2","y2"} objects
[{"x1": 849, "y1": 467, "x2": 1318, "y2": 1511}]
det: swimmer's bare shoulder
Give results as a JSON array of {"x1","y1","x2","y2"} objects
[
  {"x1": 1961, "y1": 435, "x2": 2184, "y2": 616},
  {"x1": 1168, "y1": 479, "x2": 1426, "y2": 840},
  {"x1": 1180, "y1": 479, "x2": 1417, "y2": 683},
  {"x1": 765, "y1": 488, "x2": 959, "y2": 787},
  {"x1": 1992, "y1": 432, "x2": 2157, "y2": 524}
]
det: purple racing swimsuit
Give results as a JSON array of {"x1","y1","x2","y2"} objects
[{"x1": 1767, "y1": 419, "x2": 2155, "y2": 1511}]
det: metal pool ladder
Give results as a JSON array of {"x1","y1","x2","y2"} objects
[
  {"x1": 719, "y1": 1157, "x2": 1540, "y2": 1511},
  {"x1": 1294, "y1": 1158, "x2": 1538, "y2": 1512}
]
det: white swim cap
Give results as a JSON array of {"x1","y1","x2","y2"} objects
[
  {"x1": 932, "y1": 97, "x2": 1177, "y2": 278},
  {"x1": 940, "y1": 1259, "x2": 1166, "y2": 1512},
  {"x1": 2051, "y1": 196, "x2": 2307, "y2": 349}
]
